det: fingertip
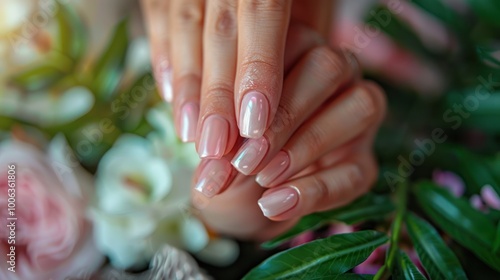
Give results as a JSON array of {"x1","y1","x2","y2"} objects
[{"x1": 257, "y1": 186, "x2": 299, "y2": 220}]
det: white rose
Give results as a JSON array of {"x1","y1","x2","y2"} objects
[{"x1": 91, "y1": 134, "x2": 209, "y2": 269}]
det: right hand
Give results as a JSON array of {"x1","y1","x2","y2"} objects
[
  {"x1": 140, "y1": 0, "x2": 334, "y2": 159},
  {"x1": 191, "y1": 25, "x2": 387, "y2": 240}
]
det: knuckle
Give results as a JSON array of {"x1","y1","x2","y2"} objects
[
  {"x1": 349, "y1": 87, "x2": 378, "y2": 127},
  {"x1": 312, "y1": 175, "x2": 332, "y2": 202},
  {"x1": 240, "y1": 53, "x2": 280, "y2": 73},
  {"x1": 211, "y1": 4, "x2": 236, "y2": 38},
  {"x1": 174, "y1": 73, "x2": 201, "y2": 90},
  {"x1": 307, "y1": 46, "x2": 347, "y2": 85},
  {"x1": 301, "y1": 124, "x2": 327, "y2": 156},
  {"x1": 269, "y1": 103, "x2": 296, "y2": 134},
  {"x1": 365, "y1": 81, "x2": 388, "y2": 123},
  {"x1": 204, "y1": 83, "x2": 234, "y2": 104},
  {"x1": 176, "y1": 0, "x2": 203, "y2": 26},
  {"x1": 240, "y1": 0, "x2": 288, "y2": 13}
]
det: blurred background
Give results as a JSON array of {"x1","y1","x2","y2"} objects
[{"x1": 1, "y1": 0, "x2": 500, "y2": 279}]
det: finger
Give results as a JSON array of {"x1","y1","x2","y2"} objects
[
  {"x1": 291, "y1": 0, "x2": 335, "y2": 38},
  {"x1": 283, "y1": 21, "x2": 325, "y2": 73},
  {"x1": 141, "y1": 0, "x2": 172, "y2": 102},
  {"x1": 192, "y1": 138, "x2": 244, "y2": 200},
  {"x1": 258, "y1": 152, "x2": 378, "y2": 221},
  {"x1": 256, "y1": 81, "x2": 386, "y2": 187},
  {"x1": 231, "y1": 46, "x2": 359, "y2": 176},
  {"x1": 193, "y1": 170, "x2": 298, "y2": 240},
  {"x1": 196, "y1": 0, "x2": 238, "y2": 156},
  {"x1": 170, "y1": 0, "x2": 204, "y2": 142},
  {"x1": 235, "y1": 0, "x2": 292, "y2": 138}
]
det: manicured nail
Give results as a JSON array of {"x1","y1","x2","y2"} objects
[
  {"x1": 239, "y1": 91, "x2": 269, "y2": 138},
  {"x1": 194, "y1": 159, "x2": 232, "y2": 198},
  {"x1": 231, "y1": 137, "x2": 269, "y2": 175},
  {"x1": 256, "y1": 151, "x2": 290, "y2": 186},
  {"x1": 178, "y1": 102, "x2": 199, "y2": 142},
  {"x1": 198, "y1": 115, "x2": 229, "y2": 159},
  {"x1": 158, "y1": 60, "x2": 173, "y2": 102},
  {"x1": 258, "y1": 187, "x2": 299, "y2": 217}
]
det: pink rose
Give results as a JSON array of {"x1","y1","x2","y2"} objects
[{"x1": 0, "y1": 136, "x2": 104, "y2": 280}]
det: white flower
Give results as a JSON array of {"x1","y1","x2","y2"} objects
[
  {"x1": 147, "y1": 103, "x2": 201, "y2": 168},
  {"x1": 91, "y1": 134, "x2": 209, "y2": 269},
  {"x1": 0, "y1": 86, "x2": 95, "y2": 126}
]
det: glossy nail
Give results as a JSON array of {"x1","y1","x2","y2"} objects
[
  {"x1": 158, "y1": 60, "x2": 173, "y2": 102},
  {"x1": 258, "y1": 187, "x2": 299, "y2": 217},
  {"x1": 239, "y1": 91, "x2": 269, "y2": 138},
  {"x1": 231, "y1": 137, "x2": 269, "y2": 175},
  {"x1": 178, "y1": 102, "x2": 199, "y2": 142},
  {"x1": 198, "y1": 115, "x2": 229, "y2": 159},
  {"x1": 194, "y1": 159, "x2": 232, "y2": 198},
  {"x1": 256, "y1": 151, "x2": 290, "y2": 186}
]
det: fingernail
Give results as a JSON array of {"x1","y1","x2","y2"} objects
[
  {"x1": 158, "y1": 60, "x2": 173, "y2": 102},
  {"x1": 256, "y1": 151, "x2": 290, "y2": 186},
  {"x1": 239, "y1": 91, "x2": 269, "y2": 138},
  {"x1": 178, "y1": 102, "x2": 199, "y2": 142},
  {"x1": 231, "y1": 137, "x2": 269, "y2": 175},
  {"x1": 258, "y1": 187, "x2": 299, "y2": 217},
  {"x1": 198, "y1": 115, "x2": 229, "y2": 159},
  {"x1": 194, "y1": 159, "x2": 232, "y2": 198}
]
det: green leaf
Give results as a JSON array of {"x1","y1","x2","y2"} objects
[
  {"x1": 112, "y1": 73, "x2": 156, "y2": 131},
  {"x1": 245, "y1": 231, "x2": 388, "y2": 280},
  {"x1": 477, "y1": 47, "x2": 500, "y2": 68},
  {"x1": 365, "y1": 6, "x2": 436, "y2": 58},
  {"x1": 406, "y1": 213, "x2": 467, "y2": 279},
  {"x1": 494, "y1": 222, "x2": 500, "y2": 253},
  {"x1": 429, "y1": 145, "x2": 500, "y2": 194},
  {"x1": 92, "y1": 19, "x2": 129, "y2": 101},
  {"x1": 10, "y1": 58, "x2": 69, "y2": 92},
  {"x1": 333, "y1": 274, "x2": 374, "y2": 280},
  {"x1": 412, "y1": 0, "x2": 468, "y2": 34},
  {"x1": 392, "y1": 250, "x2": 426, "y2": 280},
  {"x1": 55, "y1": 3, "x2": 87, "y2": 61},
  {"x1": 466, "y1": 0, "x2": 500, "y2": 28},
  {"x1": 327, "y1": 194, "x2": 395, "y2": 225},
  {"x1": 415, "y1": 181, "x2": 500, "y2": 271},
  {"x1": 262, "y1": 194, "x2": 394, "y2": 249},
  {"x1": 261, "y1": 214, "x2": 325, "y2": 249}
]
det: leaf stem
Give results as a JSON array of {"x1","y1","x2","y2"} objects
[
  {"x1": 387, "y1": 182, "x2": 407, "y2": 269},
  {"x1": 373, "y1": 264, "x2": 388, "y2": 280}
]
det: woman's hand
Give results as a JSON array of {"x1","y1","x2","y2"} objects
[
  {"x1": 190, "y1": 31, "x2": 387, "y2": 240},
  {"x1": 141, "y1": 0, "x2": 334, "y2": 158}
]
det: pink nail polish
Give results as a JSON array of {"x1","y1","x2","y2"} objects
[
  {"x1": 258, "y1": 187, "x2": 299, "y2": 217},
  {"x1": 158, "y1": 60, "x2": 173, "y2": 102},
  {"x1": 198, "y1": 115, "x2": 229, "y2": 159},
  {"x1": 178, "y1": 102, "x2": 199, "y2": 142},
  {"x1": 231, "y1": 137, "x2": 269, "y2": 175},
  {"x1": 194, "y1": 159, "x2": 232, "y2": 198},
  {"x1": 239, "y1": 91, "x2": 269, "y2": 138},
  {"x1": 256, "y1": 151, "x2": 290, "y2": 186}
]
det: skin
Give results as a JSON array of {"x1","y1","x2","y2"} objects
[
  {"x1": 140, "y1": 1, "x2": 387, "y2": 239},
  {"x1": 141, "y1": 0, "x2": 335, "y2": 154},
  {"x1": 191, "y1": 25, "x2": 386, "y2": 240}
]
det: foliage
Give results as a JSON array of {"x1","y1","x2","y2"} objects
[{"x1": 244, "y1": 1, "x2": 500, "y2": 279}]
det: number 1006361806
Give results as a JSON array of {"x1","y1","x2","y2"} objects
[{"x1": 6, "y1": 164, "x2": 17, "y2": 273}]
